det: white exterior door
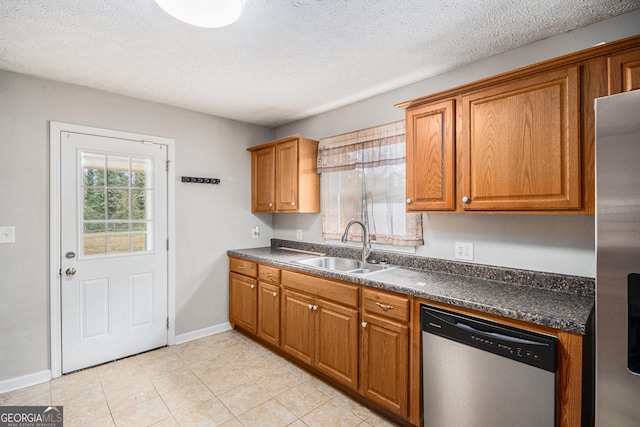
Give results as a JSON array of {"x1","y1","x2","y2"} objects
[{"x1": 60, "y1": 131, "x2": 168, "y2": 373}]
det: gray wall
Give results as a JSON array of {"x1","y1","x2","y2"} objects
[
  {"x1": 273, "y1": 10, "x2": 640, "y2": 277},
  {"x1": 0, "y1": 71, "x2": 274, "y2": 382}
]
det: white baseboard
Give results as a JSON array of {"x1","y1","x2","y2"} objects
[
  {"x1": 0, "y1": 370, "x2": 52, "y2": 395},
  {"x1": 174, "y1": 322, "x2": 232, "y2": 345}
]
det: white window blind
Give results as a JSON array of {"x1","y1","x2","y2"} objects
[{"x1": 317, "y1": 121, "x2": 423, "y2": 247}]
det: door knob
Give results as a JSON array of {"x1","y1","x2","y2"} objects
[{"x1": 65, "y1": 268, "x2": 76, "y2": 277}]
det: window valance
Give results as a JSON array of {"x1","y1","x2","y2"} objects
[{"x1": 317, "y1": 120, "x2": 405, "y2": 173}]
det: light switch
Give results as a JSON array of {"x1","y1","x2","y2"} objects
[{"x1": 0, "y1": 226, "x2": 15, "y2": 244}]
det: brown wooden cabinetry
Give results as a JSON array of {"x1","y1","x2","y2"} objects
[
  {"x1": 248, "y1": 135, "x2": 320, "y2": 213},
  {"x1": 280, "y1": 270, "x2": 360, "y2": 390},
  {"x1": 405, "y1": 99, "x2": 456, "y2": 211},
  {"x1": 257, "y1": 264, "x2": 281, "y2": 347},
  {"x1": 608, "y1": 46, "x2": 640, "y2": 94},
  {"x1": 400, "y1": 34, "x2": 640, "y2": 214},
  {"x1": 460, "y1": 65, "x2": 581, "y2": 211},
  {"x1": 228, "y1": 258, "x2": 258, "y2": 334},
  {"x1": 360, "y1": 288, "x2": 410, "y2": 417}
]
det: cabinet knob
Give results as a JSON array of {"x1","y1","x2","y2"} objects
[
  {"x1": 273, "y1": 292, "x2": 277, "y2": 297},
  {"x1": 291, "y1": 201, "x2": 296, "y2": 206},
  {"x1": 362, "y1": 322, "x2": 368, "y2": 328},
  {"x1": 309, "y1": 304, "x2": 313, "y2": 310},
  {"x1": 269, "y1": 203, "x2": 273, "y2": 207},
  {"x1": 462, "y1": 196, "x2": 470, "y2": 203},
  {"x1": 250, "y1": 284, "x2": 255, "y2": 289},
  {"x1": 313, "y1": 305, "x2": 318, "y2": 311},
  {"x1": 406, "y1": 198, "x2": 412, "y2": 204}
]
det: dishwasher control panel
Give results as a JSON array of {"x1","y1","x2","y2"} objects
[{"x1": 421, "y1": 305, "x2": 557, "y2": 372}]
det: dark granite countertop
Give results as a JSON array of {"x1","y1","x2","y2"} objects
[{"x1": 227, "y1": 241, "x2": 594, "y2": 335}]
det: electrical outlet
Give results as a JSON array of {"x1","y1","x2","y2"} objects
[
  {"x1": 296, "y1": 229, "x2": 303, "y2": 240},
  {"x1": 252, "y1": 226, "x2": 260, "y2": 238},
  {"x1": 455, "y1": 242, "x2": 473, "y2": 261}
]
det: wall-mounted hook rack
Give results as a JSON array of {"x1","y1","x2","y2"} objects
[{"x1": 181, "y1": 176, "x2": 221, "y2": 184}]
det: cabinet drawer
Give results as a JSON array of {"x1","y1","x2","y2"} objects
[
  {"x1": 258, "y1": 264, "x2": 280, "y2": 284},
  {"x1": 363, "y1": 288, "x2": 410, "y2": 323},
  {"x1": 229, "y1": 257, "x2": 257, "y2": 277},
  {"x1": 281, "y1": 270, "x2": 359, "y2": 308}
]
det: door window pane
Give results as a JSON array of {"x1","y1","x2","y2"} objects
[{"x1": 81, "y1": 151, "x2": 155, "y2": 257}]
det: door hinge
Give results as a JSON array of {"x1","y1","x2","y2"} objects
[
  {"x1": 166, "y1": 317, "x2": 170, "y2": 329},
  {"x1": 166, "y1": 160, "x2": 171, "y2": 172},
  {"x1": 166, "y1": 239, "x2": 169, "y2": 251}
]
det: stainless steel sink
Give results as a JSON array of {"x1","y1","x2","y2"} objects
[{"x1": 297, "y1": 256, "x2": 394, "y2": 275}]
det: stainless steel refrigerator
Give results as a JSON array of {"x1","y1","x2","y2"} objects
[{"x1": 596, "y1": 89, "x2": 640, "y2": 425}]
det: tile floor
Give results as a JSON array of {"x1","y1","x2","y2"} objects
[{"x1": 0, "y1": 330, "x2": 400, "y2": 427}]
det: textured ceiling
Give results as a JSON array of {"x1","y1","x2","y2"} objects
[{"x1": 0, "y1": 1, "x2": 638, "y2": 127}]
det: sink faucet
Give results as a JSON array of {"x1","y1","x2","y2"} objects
[{"x1": 341, "y1": 220, "x2": 372, "y2": 263}]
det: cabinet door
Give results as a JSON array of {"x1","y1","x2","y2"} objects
[
  {"x1": 280, "y1": 289, "x2": 314, "y2": 365},
  {"x1": 229, "y1": 272, "x2": 257, "y2": 334},
  {"x1": 608, "y1": 47, "x2": 640, "y2": 94},
  {"x1": 252, "y1": 146, "x2": 275, "y2": 212},
  {"x1": 257, "y1": 281, "x2": 280, "y2": 347},
  {"x1": 360, "y1": 314, "x2": 409, "y2": 416},
  {"x1": 314, "y1": 298, "x2": 359, "y2": 391},
  {"x1": 275, "y1": 140, "x2": 299, "y2": 211},
  {"x1": 461, "y1": 66, "x2": 581, "y2": 211},
  {"x1": 405, "y1": 99, "x2": 456, "y2": 211}
]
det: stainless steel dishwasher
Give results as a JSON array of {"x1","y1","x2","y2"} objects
[{"x1": 421, "y1": 305, "x2": 558, "y2": 427}]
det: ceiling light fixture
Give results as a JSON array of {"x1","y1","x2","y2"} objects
[{"x1": 155, "y1": 0, "x2": 243, "y2": 28}]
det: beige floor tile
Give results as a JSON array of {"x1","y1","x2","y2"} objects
[
  {"x1": 150, "y1": 416, "x2": 179, "y2": 426},
  {"x1": 362, "y1": 411, "x2": 401, "y2": 427},
  {"x1": 161, "y1": 382, "x2": 214, "y2": 414},
  {"x1": 149, "y1": 369, "x2": 201, "y2": 395},
  {"x1": 98, "y1": 364, "x2": 149, "y2": 394},
  {"x1": 51, "y1": 369, "x2": 102, "y2": 403},
  {"x1": 111, "y1": 395, "x2": 172, "y2": 427},
  {"x1": 62, "y1": 392, "x2": 111, "y2": 426},
  {"x1": 104, "y1": 377, "x2": 159, "y2": 413},
  {"x1": 302, "y1": 377, "x2": 340, "y2": 399},
  {"x1": 199, "y1": 368, "x2": 253, "y2": 396},
  {"x1": 255, "y1": 366, "x2": 303, "y2": 396},
  {"x1": 331, "y1": 392, "x2": 375, "y2": 420},
  {"x1": 66, "y1": 414, "x2": 115, "y2": 427},
  {"x1": 172, "y1": 397, "x2": 234, "y2": 426},
  {"x1": 274, "y1": 381, "x2": 331, "y2": 418},
  {"x1": 237, "y1": 398, "x2": 297, "y2": 427},
  {"x1": 218, "y1": 418, "x2": 243, "y2": 427},
  {"x1": 301, "y1": 399, "x2": 363, "y2": 427},
  {"x1": 217, "y1": 382, "x2": 271, "y2": 416},
  {"x1": 239, "y1": 357, "x2": 286, "y2": 382},
  {"x1": 287, "y1": 421, "x2": 309, "y2": 427},
  {"x1": 0, "y1": 382, "x2": 51, "y2": 406}
]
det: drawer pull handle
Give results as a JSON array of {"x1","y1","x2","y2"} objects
[
  {"x1": 362, "y1": 322, "x2": 368, "y2": 328},
  {"x1": 273, "y1": 292, "x2": 278, "y2": 297},
  {"x1": 238, "y1": 266, "x2": 244, "y2": 269},
  {"x1": 375, "y1": 302, "x2": 394, "y2": 310},
  {"x1": 264, "y1": 272, "x2": 272, "y2": 277}
]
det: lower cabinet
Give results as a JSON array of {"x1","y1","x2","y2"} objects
[
  {"x1": 360, "y1": 313, "x2": 409, "y2": 416},
  {"x1": 229, "y1": 272, "x2": 257, "y2": 334},
  {"x1": 257, "y1": 281, "x2": 280, "y2": 347},
  {"x1": 280, "y1": 288, "x2": 359, "y2": 390}
]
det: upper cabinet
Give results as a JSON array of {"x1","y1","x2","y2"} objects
[
  {"x1": 460, "y1": 65, "x2": 581, "y2": 211},
  {"x1": 248, "y1": 135, "x2": 320, "y2": 213},
  {"x1": 399, "y1": 35, "x2": 640, "y2": 214},
  {"x1": 405, "y1": 99, "x2": 456, "y2": 211},
  {"x1": 608, "y1": 46, "x2": 640, "y2": 94}
]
